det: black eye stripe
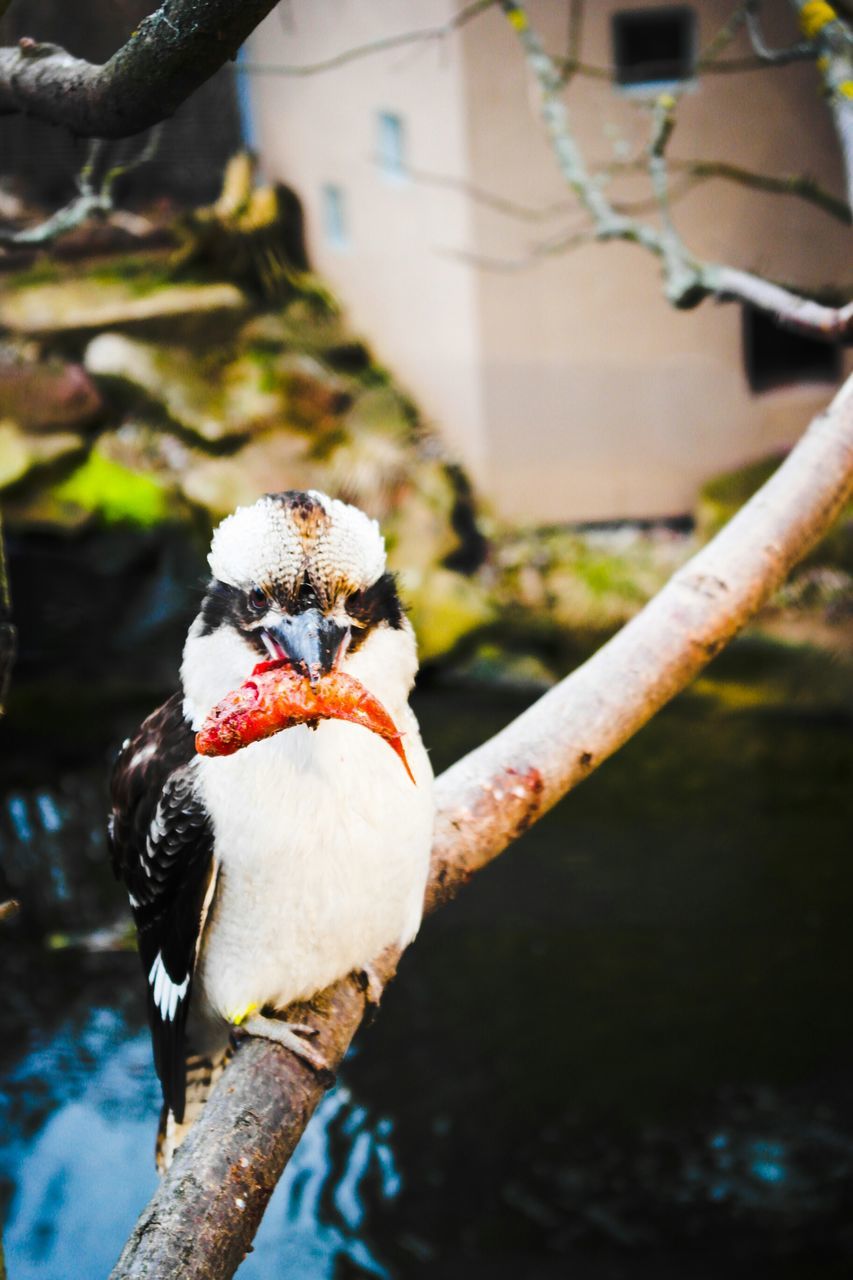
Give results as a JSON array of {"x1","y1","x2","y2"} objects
[
  {"x1": 198, "y1": 573, "x2": 404, "y2": 646},
  {"x1": 346, "y1": 574, "x2": 404, "y2": 650}
]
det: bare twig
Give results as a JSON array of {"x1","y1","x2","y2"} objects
[
  {"x1": 411, "y1": 165, "x2": 573, "y2": 222},
  {"x1": 698, "y1": 2, "x2": 751, "y2": 65},
  {"x1": 112, "y1": 372, "x2": 853, "y2": 1280},
  {"x1": 0, "y1": 127, "x2": 161, "y2": 246},
  {"x1": 503, "y1": 0, "x2": 852, "y2": 336},
  {"x1": 439, "y1": 227, "x2": 593, "y2": 272},
  {"x1": 745, "y1": 0, "x2": 815, "y2": 63},
  {"x1": 0, "y1": 1, "x2": 281, "y2": 137},
  {"x1": 412, "y1": 153, "x2": 849, "y2": 240},
  {"x1": 237, "y1": 0, "x2": 496, "y2": 78},
  {"x1": 664, "y1": 159, "x2": 850, "y2": 224},
  {"x1": 788, "y1": 0, "x2": 853, "y2": 211}
]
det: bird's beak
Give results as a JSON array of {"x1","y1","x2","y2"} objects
[{"x1": 262, "y1": 609, "x2": 349, "y2": 685}]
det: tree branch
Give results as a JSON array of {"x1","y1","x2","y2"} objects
[
  {"x1": 0, "y1": 0, "x2": 281, "y2": 137},
  {"x1": 745, "y1": 0, "x2": 815, "y2": 64},
  {"x1": 112, "y1": 373, "x2": 853, "y2": 1279},
  {"x1": 665, "y1": 159, "x2": 851, "y2": 224},
  {"x1": 0, "y1": 127, "x2": 161, "y2": 245},
  {"x1": 503, "y1": 0, "x2": 852, "y2": 337},
  {"x1": 788, "y1": 0, "x2": 853, "y2": 211},
  {"x1": 237, "y1": 0, "x2": 496, "y2": 79}
]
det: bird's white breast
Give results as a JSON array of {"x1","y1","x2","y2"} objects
[{"x1": 190, "y1": 626, "x2": 434, "y2": 1022}]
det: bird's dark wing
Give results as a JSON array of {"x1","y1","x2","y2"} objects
[{"x1": 108, "y1": 692, "x2": 217, "y2": 1121}]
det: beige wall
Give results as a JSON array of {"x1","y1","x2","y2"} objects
[
  {"x1": 247, "y1": 0, "x2": 852, "y2": 522},
  {"x1": 247, "y1": 0, "x2": 488, "y2": 479}
]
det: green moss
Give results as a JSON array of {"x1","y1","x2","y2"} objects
[
  {"x1": 571, "y1": 546, "x2": 647, "y2": 602},
  {"x1": 244, "y1": 345, "x2": 280, "y2": 394},
  {"x1": 2, "y1": 258, "x2": 64, "y2": 290},
  {"x1": 53, "y1": 450, "x2": 173, "y2": 527}
]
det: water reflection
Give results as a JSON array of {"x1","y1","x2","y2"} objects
[
  {"x1": 246, "y1": 1077, "x2": 401, "y2": 1279},
  {"x1": 2, "y1": 1011, "x2": 402, "y2": 1280}
]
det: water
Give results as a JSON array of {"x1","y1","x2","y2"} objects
[{"x1": 2, "y1": 640, "x2": 853, "y2": 1279}]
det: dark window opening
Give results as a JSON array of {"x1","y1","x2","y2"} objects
[
  {"x1": 743, "y1": 305, "x2": 841, "y2": 393},
  {"x1": 612, "y1": 6, "x2": 696, "y2": 87}
]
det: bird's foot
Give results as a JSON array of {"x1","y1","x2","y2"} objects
[
  {"x1": 241, "y1": 1012, "x2": 331, "y2": 1078},
  {"x1": 355, "y1": 962, "x2": 385, "y2": 1008}
]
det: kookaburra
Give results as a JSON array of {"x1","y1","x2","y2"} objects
[{"x1": 108, "y1": 490, "x2": 434, "y2": 1167}]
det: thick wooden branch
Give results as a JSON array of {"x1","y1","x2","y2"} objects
[
  {"x1": 0, "y1": 0, "x2": 279, "y2": 137},
  {"x1": 112, "y1": 375, "x2": 853, "y2": 1279}
]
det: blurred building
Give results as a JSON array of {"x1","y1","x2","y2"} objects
[{"x1": 245, "y1": 0, "x2": 852, "y2": 522}]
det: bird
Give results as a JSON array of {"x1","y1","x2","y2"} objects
[{"x1": 108, "y1": 489, "x2": 434, "y2": 1168}]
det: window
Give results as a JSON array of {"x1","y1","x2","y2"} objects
[
  {"x1": 742, "y1": 305, "x2": 841, "y2": 393},
  {"x1": 377, "y1": 111, "x2": 406, "y2": 181},
  {"x1": 321, "y1": 184, "x2": 348, "y2": 249},
  {"x1": 612, "y1": 6, "x2": 696, "y2": 88}
]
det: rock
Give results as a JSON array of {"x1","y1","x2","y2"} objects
[
  {"x1": 0, "y1": 275, "x2": 248, "y2": 340},
  {"x1": 0, "y1": 345, "x2": 103, "y2": 433},
  {"x1": 0, "y1": 420, "x2": 84, "y2": 491},
  {"x1": 94, "y1": 422, "x2": 192, "y2": 482},
  {"x1": 85, "y1": 334, "x2": 285, "y2": 444},
  {"x1": 242, "y1": 303, "x2": 372, "y2": 374},
  {"x1": 180, "y1": 429, "x2": 314, "y2": 520},
  {"x1": 385, "y1": 460, "x2": 462, "y2": 573},
  {"x1": 275, "y1": 353, "x2": 354, "y2": 426},
  {"x1": 320, "y1": 387, "x2": 414, "y2": 518}
]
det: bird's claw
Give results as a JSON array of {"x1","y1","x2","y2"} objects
[{"x1": 241, "y1": 1012, "x2": 330, "y2": 1077}]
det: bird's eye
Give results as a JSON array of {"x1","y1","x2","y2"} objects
[{"x1": 248, "y1": 587, "x2": 267, "y2": 612}]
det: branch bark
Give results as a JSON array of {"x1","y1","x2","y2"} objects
[
  {"x1": 112, "y1": 373, "x2": 853, "y2": 1279},
  {"x1": 0, "y1": 0, "x2": 279, "y2": 137}
]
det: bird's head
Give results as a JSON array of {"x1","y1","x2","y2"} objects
[{"x1": 181, "y1": 490, "x2": 415, "y2": 726}]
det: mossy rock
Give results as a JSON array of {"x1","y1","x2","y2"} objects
[
  {"x1": 0, "y1": 274, "x2": 248, "y2": 342},
  {"x1": 697, "y1": 454, "x2": 853, "y2": 572},
  {"x1": 8, "y1": 445, "x2": 183, "y2": 530},
  {"x1": 384, "y1": 461, "x2": 464, "y2": 573},
  {"x1": 85, "y1": 334, "x2": 286, "y2": 445},
  {"x1": 181, "y1": 429, "x2": 314, "y2": 520},
  {"x1": 0, "y1": 346, "x2": 103, "y2": 433},
  {"x1": 0, "y1": 420, "x2": 85, "y2": 493},
  {"x1": 316, "y1": 387, "x2": 415, "y2": 518}
]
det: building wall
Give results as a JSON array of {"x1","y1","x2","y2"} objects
[
  {"x1": 246, "y1": 0, "x2": 488, "y2": 479},
  {"x1": 246, "y1": 0, "x2": 851, "y2": 522}
]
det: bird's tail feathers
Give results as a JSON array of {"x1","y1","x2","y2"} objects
[{"x1": 156, "y1": 1043, "x2": 232, "y2": 1172}]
